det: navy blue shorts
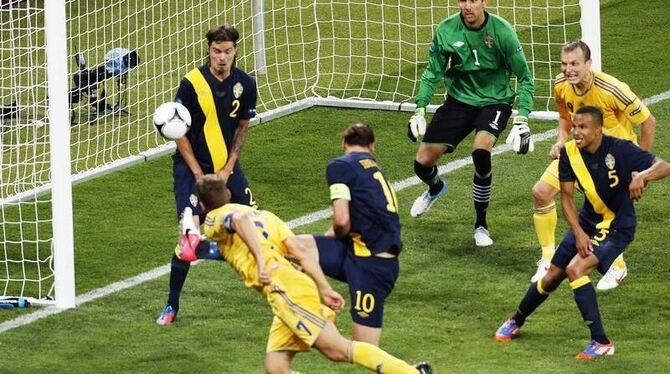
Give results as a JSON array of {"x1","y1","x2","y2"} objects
[
  {"x1": 422, "y1": 96, "x2": 512, "y2": 153},
  {"x1": 314, "y1": 236, "x2": 399, "y2": 328},
  {"x1": 173, "y1": 157, "x2": 255, "y2": 220},
  {"x1": 552, "y1": 227, "x2": 634, "y2": 274}
]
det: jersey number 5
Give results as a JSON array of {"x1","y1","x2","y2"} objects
[{"x1": 373, "y1": 171, "x2": 398, "y2": 213}]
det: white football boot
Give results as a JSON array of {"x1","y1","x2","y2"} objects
[
  {"x1": 474, "y1": 226, "x2": 493, "y2": 247},
  {"x1": 531, "y1": 258, "x2": 551, "y2": 283},
  {"x1": 410, "y1": 181, "x2": 447, "y2": 218},
  {"x1": 597, "y1": 263, "x2": 627, "y2": 291}
]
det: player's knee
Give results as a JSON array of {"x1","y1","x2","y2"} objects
[
  {"x1": 472, "y1": 148, "x2": 492, "y2": 176},
  {"x1": 532, "y1": 180, "x2": 557, "y2": 207},
  {"x1": 565, "y1": 262, "x2": 587, "y2": 281}
]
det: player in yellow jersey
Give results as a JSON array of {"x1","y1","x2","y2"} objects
[
  {"x1": 177, "y1": 174, "x2": 432, "y2": 374},
  {"x1": 530, "y1": 40, "x2": 656, "y2": 289}
]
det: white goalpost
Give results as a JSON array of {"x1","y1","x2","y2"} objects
[{"x1": 0, "y1": 0, "x2": 600, "y2": 307}]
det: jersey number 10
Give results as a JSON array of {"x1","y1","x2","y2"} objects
[{"x1": 373, "y1": 171, "x2": 399, "y2": 213}]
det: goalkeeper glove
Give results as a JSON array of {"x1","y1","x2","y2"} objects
[
  {"x1": 407, "y1": 107, "x2": 427, "y2": 142},
  {"x1": 505, "y1": 115, "x2": 534, "y2": 154}
]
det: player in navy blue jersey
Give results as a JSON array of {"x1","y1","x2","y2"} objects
[
  {"x1": 157, "y1": 25, "x2": 258, "y2": 325},
  {"x1": 493, "y1": 106, "x2": 670, "y2": 359},
  {"x1": 286, "y1": 123, "x2": 402, "y2": 345}
]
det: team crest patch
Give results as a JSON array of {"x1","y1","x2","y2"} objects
[
  {"x1": 233, "y1": 82, "x2": 243, "y2": 98},
  {"x1": 567, "y1": 102, "x2": 574, "y2": 112},
  {"x1": 484, "y1": 35, "x2": 494, "y2": 48},
  {"x1": 605, "y1": 153, "x2": 616, "y2": 170},
  {"x1": 189, "y1": 193, "x2": 198, "y2": 207}
]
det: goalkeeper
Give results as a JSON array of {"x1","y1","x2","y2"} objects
[{"x1": 407, "y1": 0, "x2": 534, "y2": 247}]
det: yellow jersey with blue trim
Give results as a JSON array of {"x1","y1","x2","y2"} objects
[
  {"x1": 558, "y1": 135, "x2": 655, "y2": 231},
  {"x1": 202, "y1": 204, "x2": 294, "y2": 292},
  {"x1": 174, "y1": 66, "x2": 257, "y2": 173},
  {"x1": 554, "y1": 70, "x2": 650, "y2": 144}
]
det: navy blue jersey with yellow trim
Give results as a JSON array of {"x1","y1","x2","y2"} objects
[
  {"x1": 174, "y1": 65, "x2": 257, "y2": 173},
  {"x1": 326, "y1": 152, "x2": 402, "y2": 256},
  {"x1": 559, "y1": 135, "x2": 655, "y2": 230}
]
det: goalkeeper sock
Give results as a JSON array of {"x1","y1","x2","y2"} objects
[
  {"x1": 512, "y1": 280, "x2": 550, "y2": 327},
  {"x1": 167, "y1": 253, "x2": 191, "y2": 308},
  {"x1": 533, "y1": 202, "x2": 557, "y2": 260},
  {"x1": 414, "y1": 160, "x2": 444, "y2": 196},
  {"x1": 351, "y1": 341, "x2": 418, "y2": 373},
  {"x1": 472, "y1": 149, "x2": 492, "y2": 229},
  {"x1": 571, "y1": 276, "x2": 609, "y2": 344}
]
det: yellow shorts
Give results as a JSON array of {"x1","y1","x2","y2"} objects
[
  {"x1": 266, "y1": 265, "x2": 336, "y2": 353},
  {"x1": 540, "y1": 159, "x2": 560, "y2": 190}
]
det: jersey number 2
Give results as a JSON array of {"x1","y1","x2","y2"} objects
[
  {"x1": 373, "y1": 171, "x2": 398, "y2": 213},
  {"x1": 230, "y1": 99, "x2": 240, "y2": 118}
]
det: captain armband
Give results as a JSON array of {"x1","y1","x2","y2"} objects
[{"x1": 329, "y1": 183, "x2": 351, "y2": 201}]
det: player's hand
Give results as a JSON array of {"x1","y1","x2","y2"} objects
[
  {"x1": 321, "y1": 288, "x2": 345, "y2": 312},
  {"x1": 550, "y1": 142, "x2": 563, "y2": 160},
  {"x1": 629, "y1": 171, "x2": 648, "y2": 201},
  {"x1": 407, "y1": 107, "x2": 427, "y2": 142},
  {"x1": 505, "y1": 116, "x2": 534, "y2": 154},
  {"x1": 257, "y1": 263, "x2": 270, "y2": 285},
  {"x1": 217, "y1": 167, "x2": 232, "y2": 184},
  {"x1": 575, "y1": 230, "x2": 593, "y2": 258}
]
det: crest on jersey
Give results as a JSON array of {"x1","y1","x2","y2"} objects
[
  {"x1": 484, "y1": 35, "x2": 494, "y2": 48},
  {"x1": 567, "y1": 102, "x2": 574, "y2": 112},
  {"x1": 605, "y1": 153, "x2": 616, "y2": 170},
  {"x1": 189, "y1": 193, "x2": 198, "y2": 207},
  {"x1": 233, "y1": 82, "x2": 244, "y2": 98}
]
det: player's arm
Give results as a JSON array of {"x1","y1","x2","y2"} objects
[
  {"x1": 229, "y1": 211, "x2": 270, "y2": 284},
  {"x1": 283, "y1": 236, "x2": 345, "y2": 311},
  {"x1": 630, "y1": 156, "x2": 670, "y2": 201},
  {"x1": 504, "y1": 30, "x2": 534, "y2": 118},
  {"x1": 175, "y1": 79, "x2": 204, "y2": 180},
  {"x1": 218, "y1": 119, "x2": 249, "y2": 181},
  {"x1": 330, "y1": 198, "x2": 351, "y2": 238},
  {"x1": 325, "y1": 160, "x2": 355, "y2": 237},
  {"x1": 408, "y1": 31, "x2": 447, "y2": 141},
  {"x1": 558, "y1": 149, "x2": 591, "y2": 257},
  {"x1": 639, "y1": 113, "x2": 656, "y2": 151}
]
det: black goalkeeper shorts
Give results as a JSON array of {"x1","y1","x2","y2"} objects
[{"x1": 422, "y1": 96, "x2": 512, "y2": 153}]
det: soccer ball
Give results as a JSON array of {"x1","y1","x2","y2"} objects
[{"x1": 153, "y1": 102, "x2": 191, "y2": 140}]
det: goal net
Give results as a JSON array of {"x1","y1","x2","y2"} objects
[{"x1": 0, "y1": 0, "x2": 590, "y2": 305}]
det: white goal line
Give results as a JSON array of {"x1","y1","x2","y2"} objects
[{"x1": 0, "y1": 90, "x2": 668, "y2": 334}]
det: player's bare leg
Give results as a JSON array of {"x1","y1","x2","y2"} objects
[
  {"x1": 352, "y1": 322, "x2": 382, "y2": 346},
  {"x1": 411, "y1": 144, "x2": 448, "y2": 218},
  {"x1": 531, "y1": 179, "x2": 559, "y2": 282},
  {"x1": 314, "y1": 321, "x2": 425, "y2": 373},
  {"x1": 265, "y1": 350, "x2": 296, "y2": 374}
]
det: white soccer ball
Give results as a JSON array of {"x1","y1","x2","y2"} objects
[{"x1": 153, "y1": 102, "x2": 191, "y2": 140}]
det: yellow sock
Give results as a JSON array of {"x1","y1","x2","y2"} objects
[
  {"x1": 533, "y1": 202, "x2": 557, "y2": 260},
  {"x1": 351, "y1": 341, "x2": 417, "y2": 374},
  {"x1": 612, "y1": 254, "x2": 626, "y2": 269}
]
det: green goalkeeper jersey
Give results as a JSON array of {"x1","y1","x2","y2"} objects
[{"x1": 416, "y1": 12, "x2": 534, "y2": 117}]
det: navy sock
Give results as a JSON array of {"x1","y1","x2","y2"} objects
[
  {"x1": 512, "y1": 282, "x2": 549, "y2": 327},
  {"x1": 167, "y1": 253, "x2": 191, "y2": 308},
  {"x1": 573, "y1": 282, "x2": 609, "y2": 344}
]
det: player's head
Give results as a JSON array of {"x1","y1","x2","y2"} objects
[
  {"x1": 560, "y1": 40, "x2": 592, "y2": 86},
  {"x1": 206, "y1": 25, "x2": 239, "y2": 78},
  {"x1": 196, "y1": 174, "x2": 232, "y2": 212},
  {"x1": 573, "y1": 106, "x2": 603, "y2": 151},
  {"x1": 458, "y1": 0, "x2": 487, "y2": 28},
  {"x1": 341, "y1": 122, "x2": 375, "y2": 153}
]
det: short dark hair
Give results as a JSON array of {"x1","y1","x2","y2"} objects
[
  {"x1": 196, "y1": 174, "x2": 231, "y2": 211},
  {"x1": 206, "y1": 25, "x2": 240, "y2": 46},
  {"x1": 342, "y1": 122, "x2": 375, "y2": 147},
  {"x1": 561, "y1": 40, "x2": 591, "y2": 61},
  {"x1": 575, "y1": 105, "x2": 603, "y2": 127}
]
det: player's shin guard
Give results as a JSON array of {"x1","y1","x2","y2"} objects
[
  {"x1": 512, "y1": 280, "x2": 550, "y2": 327},
  {"x1": 533, "y1": 202, "x2": 557, "y2": 260},
  {"x1": 571, "y1": 276, "x2": 609, "y2": 344},
  {"x1": 351, "y1": 341, "x2": 417, "y2": 374},
  {"x1": 472, "y1": 149, "x2": 492, "y2": 229},
  {"x1": 414, "y1": 160, "x2": 444, "y2": 196}
]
